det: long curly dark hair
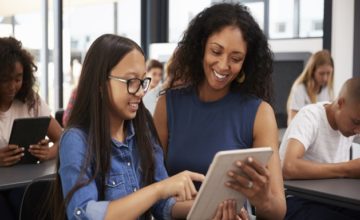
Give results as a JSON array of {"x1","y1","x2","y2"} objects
[
  {"x1": 168, "y1": 2, "x2": 274, "y2": 103},
  {"x1": 0, "y1": 36, "x2": 39, "y2": 111}
]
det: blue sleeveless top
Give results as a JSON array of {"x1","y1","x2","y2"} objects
[{"x1": 166, "y1": 87, "x2": 262, "y2": 177}]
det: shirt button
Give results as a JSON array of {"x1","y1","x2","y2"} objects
[
  {"x1": 127, "y1": 162, "x2": 131, "y2": 166},
  {"x1": 76, "y1": 209, "x2": 81, "y2": 215},
  {"x1": 133, "y1": 187, "x2": 137, "y2": 192},
  {"x1": 112, "y1": 181, "x2": 116, "y2": 185}
]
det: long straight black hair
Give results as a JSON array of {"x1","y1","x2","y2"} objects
[{"x1": 52, "y1": 34, "x2": 158, "y2": 220}]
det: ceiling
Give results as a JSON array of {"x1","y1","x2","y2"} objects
[{"x1": 0, "y1": 0, "x2": 118, "y2": 16}]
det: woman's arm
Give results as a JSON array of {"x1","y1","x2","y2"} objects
[
  {"x1": 226, "y1": 102, "x2": 286, "y2": 219},
  {"x1": 251, "y1": 102, "x2": 286, "y2": 219},
  {"x1": 153, "y1": 95, "x2": 169, "y2": 154}
]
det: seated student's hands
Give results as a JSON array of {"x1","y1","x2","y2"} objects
[
  {"x1": 0, "y1": 144, "x2": 24, "y2": 166},
  {"x1": 237, "y1": 207, "x2": 249, "y2": 220},
  {"x1": 156, "y1": 170, "x2": 205, "y2": 201},
  {"x1": 344, "y1": 158, "x2": 360, "y2": 178},
  {"x1": 28, "y1": 139, "x2": 56, "y2": 161},
  {"x1": 226, "y1": 157, "x2": 271, "y2": 211},
  {"x1": 212, "y1": 200, "x2": 249, "y2": 220}
]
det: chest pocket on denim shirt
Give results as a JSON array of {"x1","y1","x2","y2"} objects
[{"x1": 105, "y1": 173, "x2": 127, "y2": 200}]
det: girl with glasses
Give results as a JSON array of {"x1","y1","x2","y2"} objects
[{"x1": 53, "y1": 34, "x2": 238, "y2": 220}]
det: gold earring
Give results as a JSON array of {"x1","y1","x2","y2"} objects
[{"x1": 237, "y1": 70, "x2": 246, "y2": 84}]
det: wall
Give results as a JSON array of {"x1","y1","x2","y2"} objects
[
  {"x1": 149, "y1": 42, "x2": 177, "y2": 63},
  {"x1": 269, "y1": 38, "x2": 322, "y2": 53},
  {"x1": 331, "y1": 0, "x2": 354, "y2": 95}
]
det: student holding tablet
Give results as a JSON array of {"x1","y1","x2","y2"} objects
[
  {"x1": 0, "y1": 37, "x2": 62, "y2": 219},
  {"x1": 153, "y1": 3, "x2": 286, "y2": 219}
]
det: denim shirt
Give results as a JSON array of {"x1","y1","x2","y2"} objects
[{"x1": 59, "y1": 122, "x2": 175, "y2": 220}]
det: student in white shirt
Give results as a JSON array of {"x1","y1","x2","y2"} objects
[
  {"x1": 287, "y1": 50, "x2": 334, "y2": 125},
  {"x1": 280, "y1": 77, "x2": 360, "y2": 220},
  {"x1": 143, "y1": 59, "x2": 163, "y2": 115}
]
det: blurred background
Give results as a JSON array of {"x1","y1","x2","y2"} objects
[{"x1": 0, "y1": 0, "x2": 358, "y2": 120}]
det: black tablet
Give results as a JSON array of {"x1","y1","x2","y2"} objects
[{"x1": 9, "y1": 117, "x2": 51, "y2": 164}]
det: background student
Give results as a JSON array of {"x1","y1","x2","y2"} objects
[
  {"x1": 287, "y1": 49, "x2": 334, "y2": 125},
  {"x1": 280, "y1": 77, "x2": 360, "y2": 219},
  {"x1": 53, "y1": 34, "x2": 241, "y2": 220},
  {"x1": 62, "y1": 59, "x2": 82, "y2": 127},
  {"x1": 153, "y1": 3, "x2": 286, "y2": 219},
  {"x1": 142, "y1": 59, "x2": 163, "y2": 115},
  {"x1": 0, "y1": 36, "x2": 62, "y2": 220}
]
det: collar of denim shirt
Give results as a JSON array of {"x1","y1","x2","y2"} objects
[{"x1": 111, "y1": 120, "x2": 135, "y2": 148}]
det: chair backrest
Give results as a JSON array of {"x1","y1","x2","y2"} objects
[
  {"x1": 19, "y1": 175, "x2": 55, "y2": 220},
  {"x1": 55, "y1": 109, "x2": 64, "y2": 127}
]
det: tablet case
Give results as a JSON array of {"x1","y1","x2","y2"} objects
[
  {"x1": 187, "y1": 147, "x2": 273, "y2": 220},
  {"x1": 8, "y1": 117, "x2": 51, "y2": 164}
]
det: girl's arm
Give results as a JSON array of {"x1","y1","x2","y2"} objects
[
  {"x1": 105, "y1": 171, "x2": 205, "y2": 220},
  {"x1": 153, "y1": 95, "x2": 169, "y2": 154}
]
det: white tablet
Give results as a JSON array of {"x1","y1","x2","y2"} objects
[{"x1": 187, "y1": 147, "x2": 273, "y2": 220}]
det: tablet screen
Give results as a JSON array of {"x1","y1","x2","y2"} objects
[{"x1": 9, "y1": 117, "x2": 51, "y2": 164}]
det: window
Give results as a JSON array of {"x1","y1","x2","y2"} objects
[
  {"x1": 0, "y1": 12, "x2": 55, "y2": 110},
  {"x1": 169, "y1": 0, "x2": 211, "y2": 43},
  {"x1": 299, "y1": 0, "x2": 324, "y2": 37},
  {"x1": 117, "y1": 0, "x2": 141, "y2": 45},
  {"x1": 63, "y1": 3, "x2": 114, "y2": 108},
  {"x1": 0, "y1": 16, "x2": 16, "y2": 36},
  {"x1": 63, "y1": 1, "x2": 141, "y2": 108},
  {"x1": 269, "y1": 0, "x2": 295, "y2": 38},
  {"x1": 242, "y1": 1, "x2": 265, "y2": 30}
]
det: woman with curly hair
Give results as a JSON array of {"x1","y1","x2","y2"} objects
[
  {"x1": 153, "y1": 3, "x2": 286, "y2": 219},
  {"x1": 0, "y1": 36, "x2": 62, "y2": 219}
]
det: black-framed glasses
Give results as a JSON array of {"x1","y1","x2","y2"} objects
[{"x1": 108, "y1": 75, "x2": 152, "y2": 95}]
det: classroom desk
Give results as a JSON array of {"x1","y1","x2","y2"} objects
[
  {"x1": 0, "y1": 159, "x2": 56, "y2": 190},
  {"x1": 284, "y1": 178, "x2": 360, "y2": 211}
]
